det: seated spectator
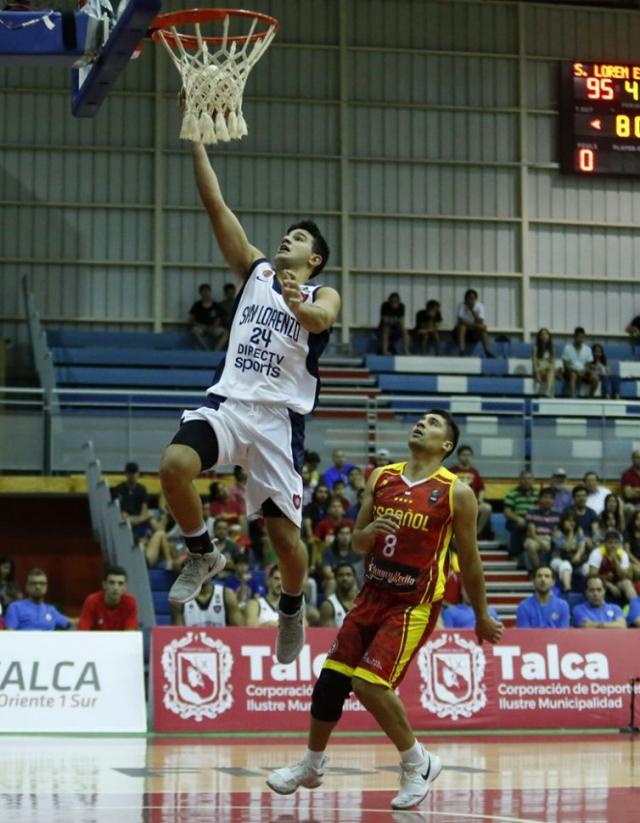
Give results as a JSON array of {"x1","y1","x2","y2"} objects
[
  {"x1": 209, "y1": 480, "x2": 245, "y2": 527},
  {"x1": 314, "y1": 498, "x2": 354, "y2": 550},
  {"x1": 212, "y1": 518, "x2": 244, "y2": 577},
  {"x1": 378, "y1": 292, "x2": 410, "y2": 355},
  {"x1": 524, "y1": 487, "x2": 561, "y2": 571},
  {"x1": 627, "y1": 596, "x2": 640, "y2": 627},
  {"x1": 0, "y1": 556, "x2": 21, "y2": 613},
  {"x1": 331, "y1": 479, "x2": 353, "y2": 513},
  {"x1": 147, "y1": 492, "x2": 185, "y2": 569},
  {"x1": 549, "y1": 468, "x2": 573, "y2": 514},
  {"x1": 245, "y1": 565, "x2": 318, "y2": 627},
  {"x1": 562, "y1": 326, "x2": 598, "y2": 397},
  {"x1": 443, "y1": 584, "x2": 501, "y2": 629},
  {"x1": 551, "y1": 511, "x2": 588, "y2": 593},
  {"x1": 78, "y1": 565, "x2": 138, "y2": 630},
  {"x1": 624, "y1": 313, "x2": 640, "y2": 342},
  {"x1": 4, "y1": 569, "x2": 71, "y2": 631},
  {"x1": 301, "y1": 464, "x2": 313, "y2": 507},
  {"x1": 623, "y1": 510, "x2": 640, "y2": 586},
  {"x1": 568, "y1": 484, "x2": 599, "y2": 550},
  {"x1": 319, "y1": 562, "x2": 359, "y2": 628},
  {"x1": 449, "y1": 444, "x2": 492, "y2": 538},
  {"x1": 113, "y1": 462, "x2": 152, "y2": 543},
  {"x1": 593, "y1": 509, "x2": 624, "y2": 548},
  {"x1": 516, "y1": 566, "x2": 570, "y2": 628},
  {"x1": 454, "y1": 288, "x2": 494, "y2": 357},
  {"x1": 503, "y1": 470, "x2": 538, "y2": 563},
  {"x1": 589, "y1": 344, "x2": 620, "y2": 399},
  {"x1": 583, "y1": 471, "x2": 612, "y2": 516},
  {"x1": 588, "y1": 530, "x2": 637, "y2": 604},
  {"x1": 302, "y1": 484, "x2": 330, "y2": 544},
  {"x1": 620, "y1": 449, "x2": 640, "y2": 519},
  {"x1": 573, "y1": 576, "x2": 626, "y2": 628},
  {"x1": 532, "y1": 328, "x2": 557, "y2": 398},
  {"x1": 227, "y1": 465, "x2": 247, "y2": 510},
  {"x1": 217, "y1": 282, "x2": 237, "y2": 330},
  {"x1": 173, "y1": 580, "x2": 243, "y2": 627},
  {"x1": 189, "y1": 283, "x2": 228, "y2": 351},
  {"x1": 321, "y1": 449, "x2": 356, "y2": 490},
  {"x1": 224, "y1": 556, "x2": 265, "y2": 612},
  {"x1": 414, "y1": 299, "x2": 442, "y2": 355},
  {"x1": 304, "y1": 450, "x2": 322, "y2": 489},
  {"x1": 602, "y1": 492, "x2": 625, "y2": 533},
  {"x1": 345, "y1": 466, "x2": 365, "y2": 506},
  {"x1": 346, "y1": 487, "x2": 365, "y2": 522},
  {"x1": 321, "y1": 523, "x2": 362, "y2": 595},
  {"x1": 364, "y1": 447, "x2": 391, "y2": 481}
]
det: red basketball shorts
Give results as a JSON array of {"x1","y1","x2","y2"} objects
[{"x1": 322, "y1": 585, "x2": 441, "y2": 688}]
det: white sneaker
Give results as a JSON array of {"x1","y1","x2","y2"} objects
[
  {"x1": 266, "y1": 753, "x2": 326, "y2": 795},
  {"x1": 391, "y1": 748, "x2": 442, "y2": 810},
  {"x1": 168, "y1": 545, "x2": 226, "y2": 605}
]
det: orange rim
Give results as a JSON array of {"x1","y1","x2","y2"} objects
[{"x1": 149, "y1": 8, "x2": 279, "y2": 49}]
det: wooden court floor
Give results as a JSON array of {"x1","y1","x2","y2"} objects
[{"x1": 0, "y1": 733, "x2": 637, "y2": 822}]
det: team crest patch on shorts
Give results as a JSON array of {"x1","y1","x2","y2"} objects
[{"x1": 293, "y1": 494, "x2": 302, "y2": 509}]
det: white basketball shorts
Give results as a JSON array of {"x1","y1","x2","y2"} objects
[{"x1": 181, "y1": 395, "x2": 305, "y2": 527}]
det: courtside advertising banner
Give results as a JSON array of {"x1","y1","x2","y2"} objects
[
  {"x1": 152, "y1": 628, "x2": 640, "y2": 732},
  {"x1": 0, "y1": 631, "x2": 146, "y2": 732}
]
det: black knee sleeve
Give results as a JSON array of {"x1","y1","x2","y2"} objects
[
  {"x1": 170, "y1": 421, "x2": 219, "y2": 470},
  {"x1": 311, "y1": 668, "x2": 352, "y2": 723}
]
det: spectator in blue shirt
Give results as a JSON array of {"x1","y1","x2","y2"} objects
[
  {"x1": 627, "y1": 596, "x2": 640, "y2": 627},
  {"x1": 573, "y1": 576, "x2": 626, "y2": 628},
  {"x1": 4, "y1": 569, "x2": 71, "y2": 631},
  {"x1": 516, "y1": 566, "x2": 570, "y2": 628},
  {"x1": 549, "y1": 469, "x2": 573, "y2": 514},
  {"x1": 321, "y1": 449, "x2": 356, "y2": 491},
  {"x1": 443, "y1": 585, "x2": 501, "y2": 629}
]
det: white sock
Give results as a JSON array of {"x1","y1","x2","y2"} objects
[
  {"x1": 400, "y1": 740, "x2": 425, "y2": 766},
  {"x1": 305, "y1": 748, "x2": 325, "y2": 768},
  {"x1": 182, "y1": 524, "x2": 207, "y2": 538}
]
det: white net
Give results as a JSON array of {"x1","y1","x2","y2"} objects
[{"x1": 156, "y1": 12, "x2": 277, "y2": 144}]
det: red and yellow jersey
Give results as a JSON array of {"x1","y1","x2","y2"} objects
[{"x1": 364, "y1": 463, "x2": 458, "y2": 604}]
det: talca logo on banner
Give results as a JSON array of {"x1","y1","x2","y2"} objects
[
  {"x1": 418, "y1": 632, "x2": 487, "y2": 720},
  {"x1": 162, "y1": 631, "x2": 233, "y2": 721}
]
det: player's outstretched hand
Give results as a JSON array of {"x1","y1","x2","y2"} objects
[
  {"x1": 282, "y1": 270, "x2": 302, "y2": 310},
  {"x1": 475, "y1": 614, "x2": 504, "y2": 646}
]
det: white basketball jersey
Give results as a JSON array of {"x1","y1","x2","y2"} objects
[
  {"x1": 183, "y1": 585, "x2": 227, "y2": 627},
  {"x1": 255, "y1": 596, "x2": 279, "y2": 625},
  {"x1": 208, "y1": 260, "x2": 330, "y2": 415},
  {"x1": 328, "y1": 594, "x2": 350, "y2": 628}
]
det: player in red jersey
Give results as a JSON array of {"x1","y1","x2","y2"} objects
[
  {"x1": 267, "y1": 408, "x2": 503, "y2": 810},
  {"x1": 78, "y1": 565, "x2": 138, "y2": 631}
]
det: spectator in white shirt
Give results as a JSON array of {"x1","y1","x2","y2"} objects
[
  {"x1": 455, "y1": 289, "x2": 494, "y2": 358},
  {"x1": 562, "y1": 327, "x2": 598, "y2": 397},
  {"x1": 584, "y1": 471, "x2": 611, "y2": 515}
]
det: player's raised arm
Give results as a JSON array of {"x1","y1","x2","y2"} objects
[
  {"x1": 191, "y1": 142, "x2": 263, "y2": 279},
  {"x1": 452, "y1": 480, "x2": 503, "y2": 645},
  {"x1": 281, "y1": 274, "x2": 341, "y2": 334},
  {"x1": 352, "y1": 468, "x2": 399, "y2": 555}
]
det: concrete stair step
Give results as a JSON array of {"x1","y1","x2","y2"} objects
[
  {"x1": 486, "y1": 580, "x2": 531, "y2": 591},
  {"x1": 477, "y1": 540, "x2": 502, "y2": 550},
  {"x1": 319, "y1": 368, "x2": 372, "y2": 379},
  {"x1": 483, "y1": 560, "x2": 520, "y2": 571},
  {"x1": 485, "y1": 571, "x2": 530, "y2": 583},
  {"x1": 320, "y1": 356, "x2": 364, "y2": 367},
  {"x1": 488, "y1": 593, "x2": 527, "y2": 606}
]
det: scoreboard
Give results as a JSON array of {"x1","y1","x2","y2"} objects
[{"x1": 559, "y1": 61, "x2": 640, "y2": 176}]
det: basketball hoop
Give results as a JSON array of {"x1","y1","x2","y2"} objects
[{"x1": 150, "y1": 8, "x2": 278, "y2": 144}]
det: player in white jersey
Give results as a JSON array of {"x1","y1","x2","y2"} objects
[
  {"x1": 245, "y1": 565, "x2": 282, "y2": 627},
  {"x1": 159, "y1": 139, "x2": 341, "y2": 665},
  {"x1": 172, "y1": 580, "x2": 244, "y2": 628},
  {"x1": 319, "y1": 563, "x2": 358, "y2": 628}
]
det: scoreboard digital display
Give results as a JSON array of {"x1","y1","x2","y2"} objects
[{"x1": 560, "y1": 61, "x2": 640, "y2": 176}]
